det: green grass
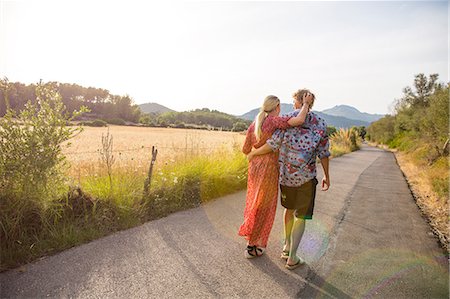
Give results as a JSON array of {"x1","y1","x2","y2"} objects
[{"x1": 1, "y1": 149, "x2": 248, "y2": 271}]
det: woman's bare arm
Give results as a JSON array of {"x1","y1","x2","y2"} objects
[{"x1": 247, "y1": 143, "x2": 273, "y2": 161}]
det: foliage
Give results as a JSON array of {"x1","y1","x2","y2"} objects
[
  {"x1": 104, "y1": 118, "x2": 126, "y2": 126},
  {"x1": 367, "y1": 74, "x2": 449, "y2": 247},
  {"x1": 0, "y1": 80, "x2": 141, "y2": 123},
  {"x1": 0, "y1": 80, "x2": 86, "y2": 258},
  {"x1": 355, "y1": 126, "x2": 366, "y2": 140},
  {"x1": 141, "y1": 149, "x2": 248, "y2": 220},
  {"x1": 366, "y1": 115, "x2": 396, "y2": 144},
  {"x1": 100, "y1": 129, "x2": 115, "y2": 193},
  {"x1": 395, "y1": 73, "x2": 441, "y2": 110},
  {"x1": 156, "y1": 108, "x2": 251, "y2": 131},
  {"x1": 330, "y1": 127, "x2": 360, "y2": 157},
  {"x1": 326, "y1": 126, "x2": 337, "y2": 137},
  {"x1": 368, "y1": 74, "x2": 449, "y2": 148},
  {"x1": 80, "y1": 119, "x2": 108, "y2": 127},
  {"x1": 232, "y1": 121, "x2": 248, "y2": 132}
]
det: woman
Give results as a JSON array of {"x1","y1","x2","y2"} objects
[{"x1": 239, "y1": 94, "x2": 313, "y2": 258}]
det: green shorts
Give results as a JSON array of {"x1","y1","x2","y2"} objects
[{"x1": 280, "y1": 178, "x2": 318, "y2": 219}]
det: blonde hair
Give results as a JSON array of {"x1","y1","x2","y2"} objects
[
  {"x1": 254, "y1": 95, "x2": 280, "y2": 141},
  {"x1": 292, "y1": 89, "x2": 315, "y2": 109}
]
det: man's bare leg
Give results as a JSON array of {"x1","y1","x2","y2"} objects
[
  {"x1": 283, "y1": 209, "x2": 295, "y2": 252},
  {"x1": 287, "y1": 216, "x2": 306, "y2": 265}
]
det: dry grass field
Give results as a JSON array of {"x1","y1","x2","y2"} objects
[{"x1": 63, "y1": 126, "x2": 246, "y2": 176}]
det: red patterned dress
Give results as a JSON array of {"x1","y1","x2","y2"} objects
[{"x1": 238, "y1": 115, "x2": 291, "y2": 248}]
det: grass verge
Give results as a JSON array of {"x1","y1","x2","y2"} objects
[{"x1": 0, "y1": 149, "x2": 247, "y2": 271}]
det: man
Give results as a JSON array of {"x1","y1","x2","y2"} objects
[{"x1": 248, "y1": 89, "x2": 330, "y2": 270}]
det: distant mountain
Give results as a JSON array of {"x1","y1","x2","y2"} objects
[
  {"x1": 239, "y1": 104, "x2": 370, "y2": 128},
  {"x1": 139, "y1": 102, "x2": 175, "y2": 114},
  {"x1": 314, "y1": 112, "x2": 369, "y2": 128},
  {"x1": 321, "y1": 105, "x2": 384, "y2": 123}
]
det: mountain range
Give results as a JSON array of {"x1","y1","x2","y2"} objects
[
  {"x1": 139, "y1": 102, "x2": 175, "y2": 114},
  {"x1": 138, "y1": 103, "x2": 385, "y2": 128},
  {"x1": 321, "y1": 105, "x2": 384, "y2": 123},
  {"x1": 238, "y1": 104, "x2": 385, "y2": 128}
]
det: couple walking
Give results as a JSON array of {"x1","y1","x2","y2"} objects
[{"x1": 238, "y1": 89, "x2": 330, "y2": 270}]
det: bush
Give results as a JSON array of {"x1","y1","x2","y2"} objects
[
  {"x1": 80, "y1": 119, "x2": 107, "y2": 127},
  {"x1": 0, "y1": 81, "x2": 85, "y2": 257},
  {"x1": 104, "y1": 118, "x2": 126, "y2": 126},
  {"x1": 367, "y1": 115, "x2": 396, "y2": 144},
  {"x1": 330, "y1": 127, "x2": 360, "y2": 154},
  {"x1": 232, "y1": 121, "x2": 248, "y2": 132},
  {"x1": 91, "y1": 119, "x2": 108, "y2": 127}
]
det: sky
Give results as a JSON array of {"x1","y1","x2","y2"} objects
[{"x1": 0, "y1": 0, "x2": 448, "y2": 115}]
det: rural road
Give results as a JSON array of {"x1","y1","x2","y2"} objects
[{"x1": 1, "y1": 145, "x2": 448, "y2": 298}]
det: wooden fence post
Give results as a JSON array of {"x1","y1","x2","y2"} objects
[{"x1": 143, "y1": 146, "x2": 158, "y2": 197}]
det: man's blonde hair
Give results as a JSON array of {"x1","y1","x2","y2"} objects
[{"x1": 292, "y1": 89, "x2": 315, "y2": 109}]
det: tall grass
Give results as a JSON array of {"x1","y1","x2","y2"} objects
[
  {"x1": 0, "y1": 147, "x2": 248, "y2": 270},
  {"x1": 330, "y1": 128, "x2": 361, "y2": 157}
]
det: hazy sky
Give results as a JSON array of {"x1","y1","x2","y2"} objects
[{"x1": 1, "y1": 0, "x2": 448, "y2": 115}]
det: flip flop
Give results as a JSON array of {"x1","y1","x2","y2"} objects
[{"x1": 285, "y1": 256, "x2": 305, "y2": 270}]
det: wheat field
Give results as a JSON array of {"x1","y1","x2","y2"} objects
[{"x1": 63, "y1": 126, "x2": 247, "y2": 176}]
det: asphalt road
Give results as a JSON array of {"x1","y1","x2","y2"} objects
[{"x1": 1, "y1": 145, "x2": 448, "y2": 298}]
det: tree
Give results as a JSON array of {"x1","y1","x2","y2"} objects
[
  {"x1": 232, "y1": 121, "x2": 248, "y2": 132},
  {"x1": 356, "y1": 126, "x2": 366, "y2": 140},
  {"x1": 396, "y1": 73, "x2": 441, "y2": 110},
  {"x1": 0, "y1": 81, "x2": 87, "y2": 243},
  {"x1": 366, "y1": 115, "x2": 396, "y2": 144}
]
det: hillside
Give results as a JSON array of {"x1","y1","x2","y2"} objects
[
  {"x1": 139, "y1": 102, "x2": 175, "y2": 114},
  {"x1": 140, "y1": 108, "x2": 251, "y2": 131},
  {"x1": 239, "y1": 104, "x2": 369, "y2": 128},
  {"x1": 322, "y1": 105, "x2": 384, "y2": 123}
]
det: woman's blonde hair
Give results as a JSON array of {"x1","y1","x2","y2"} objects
[
  {"x1": 292, "y1": 89, "x2": 315, "y2": 109},
  {"x1": 254, "y1": 95, "x2": 280, "y2": 141}
]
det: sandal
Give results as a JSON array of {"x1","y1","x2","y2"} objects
[
  {"x1": 280, "y1": 250, "x2": 289, "y2": 260},
  {"x1": 245, "y1": 245, "x2": 264, "y2": 259},
  {"x1": 256, "y1": 247, "x2": 264, "y2": 256},
  {"x1": 245, "y1": 245, "x2": 257, "y2": 259},
  {"x1": 285, "y1": 256, "x2": 305, "y2": 270}
]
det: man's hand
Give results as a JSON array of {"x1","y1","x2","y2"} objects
[
  {"x1": 302, "y1": 92, "x2": 314, "y2": 109},
  {"x1": 321, "y1": 177, "x2": 330, "y2": 191}
]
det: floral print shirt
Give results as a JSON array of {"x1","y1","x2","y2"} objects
[{"x1": 267, "y1": 111, "x2": 330, "y2": 187}]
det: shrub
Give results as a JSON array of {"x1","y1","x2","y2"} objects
[
  {"x1": 104, "y1": 118, "x2": 126, "y2": 126},
  {"x1": 0, "y1": 81, "x2": 86, "y2": 266},
  {"x1": 330, "y1": 127, "x2": 360, "y2": 154},
  {"x1": 232, "y1": 121, "x2": 248, "y2": 132},
  {"x1": 91, "y1": 119, "x2": 108, "y2": 127},
  {"x1": 80, "y1": 119, "x2": 107, "y2": 127}
]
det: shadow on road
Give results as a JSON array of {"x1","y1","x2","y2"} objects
[{"x1": 249, "y1": 255, "x2": 353, "y2": 299}]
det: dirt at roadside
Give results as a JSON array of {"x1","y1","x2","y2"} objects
[{"x1": 394, "y1": 151, "x2": 449, "y2": 253}]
